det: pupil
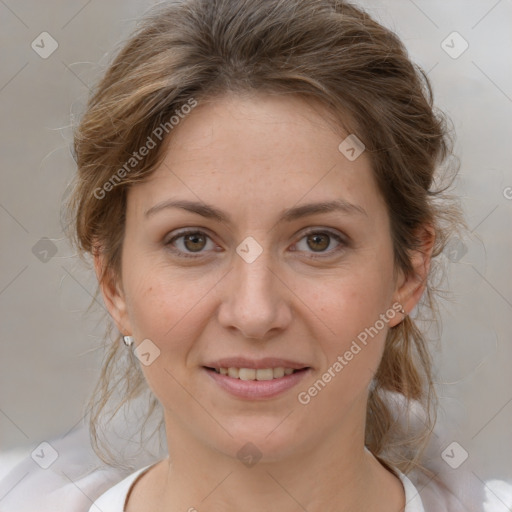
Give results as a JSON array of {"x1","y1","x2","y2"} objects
[
  {"x1": 309, "y1": 234, "x2": 329, "y2": 251},
  {"x1": 185, "y1": 233, "x2": 205, "y2": 252}
]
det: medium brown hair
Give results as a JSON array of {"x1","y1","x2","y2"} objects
[{"x1": 67, "y1": 0, "x2": 464, "y2": 475}]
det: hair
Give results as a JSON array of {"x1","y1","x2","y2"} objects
[{"x1": 66, "y1": 0, "x2": 465, "y2": 476}]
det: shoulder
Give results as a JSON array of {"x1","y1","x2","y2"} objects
[
  {"x1": 395, "y1": 471, "x2": 426, "y2": 512},
  {"x1": 0, "y1": 454, "x2": 156, "y2": 512},
  {"x1": 0, "y1": 422, "x2": 157, "y2": 512},
  {"x1": 384, "y1": 391, "x2": 512, "y2": 512},
  {"x1": 404, "y1": 466, "x2": 512, "y2": 512},
  {"x1": 0, "y1": 453, "x2": 127, "y2": 512},
  {"x1": 89, "y1": 463, "x2": 158, "y2": 512}
]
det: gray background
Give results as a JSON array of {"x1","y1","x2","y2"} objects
[{"x1": 1, "y1": 0, "x2": 511, "y2": 487}]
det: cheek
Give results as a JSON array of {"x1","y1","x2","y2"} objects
[
  {"x1": 307, "y1": 257, "x2": 395, "y2": 380},
  {"x1": 296, "y1": 283, "x2": 393, "y2": 421},
  {"x1": 125, "y1": 268, "x2": 205, "y2": 343},
  {"x1": 317, "y1": 264, "x2": 394, "y2": 333},
  {"x1": 121, "y1": 268, "x2": 207, "y2": 402}
]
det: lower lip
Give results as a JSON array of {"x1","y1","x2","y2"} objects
[{"x1": 203, "y1": 367, "x2": 311, "y2": 399}]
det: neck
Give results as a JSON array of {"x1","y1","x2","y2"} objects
[{"x1": 153, "y1": 404, "x2": 404, "y2": 512}]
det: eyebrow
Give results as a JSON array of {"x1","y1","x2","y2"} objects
[{"x1": 144, "y1": 198, "x2": 367, "y2": 223}]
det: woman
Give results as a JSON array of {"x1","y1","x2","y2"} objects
[{"x1": 68, "y1": 0, "x2": 466, "y2": 510}]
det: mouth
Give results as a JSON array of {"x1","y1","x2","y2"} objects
[{"x1": 202, "y1": 365, "x2": 312, "y2": 399}]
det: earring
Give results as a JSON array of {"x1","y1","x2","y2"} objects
[
  {"x1": 123, "y1": 335, "x2": 134, "y2": 347},
  {"x1": 399, "y1": 305, "x2": 406, "y2": 316}
]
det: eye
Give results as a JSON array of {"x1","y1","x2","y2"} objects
[
  {"x1": 165, "y1": 229, "x2": 216, "y2": 259},
  {"x1": 292, "y1": 229, "x2": 347, "y2": 259}
]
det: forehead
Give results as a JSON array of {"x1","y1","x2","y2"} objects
[
  {"x1": 164, "y1": 92, "x2": 349, "y2": 167},
  {"x1": 127, "y1": 92, "x2": 386, "y2": 223}
]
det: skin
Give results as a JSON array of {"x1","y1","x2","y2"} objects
[{"x1": 95, "y1": 91, "x2": 433, "y2": 512}]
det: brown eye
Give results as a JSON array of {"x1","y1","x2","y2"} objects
[
  {"x1": 293, "y1": 229, "x2": 347, "y2": 259},
  {"x1": 182, "y1": 232, "x2": 207, "y2": 252},
  {"x1": 307, "y1": 233, "x2": 330, "y2": 252},
  {"x1": 165, "y1": 230, "x2": 214, "y2": 258}
]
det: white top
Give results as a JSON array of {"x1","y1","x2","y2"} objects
[
  {"x1": 88, "y1": 462, "x2": 425, "y2": 512},
  {"x1": 2, "y1": 392, "x2": 511, "y2": 511}
]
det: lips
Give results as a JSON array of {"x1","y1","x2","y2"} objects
[
  {"x1": 204, "y1": 365, "x2": 312, "y2": 399},
  {"x1": 201, "y1": 357, "x2": 312, "y2": 399}
]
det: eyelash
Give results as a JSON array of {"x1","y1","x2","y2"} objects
[{"x1": 164, "y1": 228, "x2": 348, "y2": 260}]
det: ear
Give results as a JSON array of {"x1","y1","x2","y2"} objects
[
  {"x1": 388, "y1": 224, "x2": 435, "y2": 328},
  {"x1": 93, "y1": 247, "x2": 132, "y2": 336}
]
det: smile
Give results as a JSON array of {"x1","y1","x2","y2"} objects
[
  {"x1": 203, "y1": 366, "x2": 311, "y2": 399},
  {"x1": 208, "y1": 366, "x2": 300, "y2": 380}
]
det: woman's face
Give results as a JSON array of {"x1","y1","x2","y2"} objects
[{"x1": 103, "y1": 92, "x2": 415, "y2": 462}]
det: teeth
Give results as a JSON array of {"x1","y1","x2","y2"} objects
[
  {"x1": 213, "y1": 367, "x2": 301, "y2": 380},
  {"x1": 273, "y1": 367, "x2": 285, "y2": 378}
]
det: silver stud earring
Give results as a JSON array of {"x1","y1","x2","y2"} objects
[
  {"x1": 400, "y1": 305, "x2": 406, "y2": 316},
  {"x1": 123, "y1": 335, "x2": 134, "y2": 347}
]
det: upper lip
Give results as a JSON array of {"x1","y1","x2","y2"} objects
[{"x1": 203, "y1": 357, "x2": 310, "y2": 370}]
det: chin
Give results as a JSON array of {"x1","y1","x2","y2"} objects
[{"x1": 211, "y1": 421, "x2": 308, "y2": 465}]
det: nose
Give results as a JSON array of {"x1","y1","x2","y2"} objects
[{"x1": 217, "y1": 246, "x2": 292, "y2": 340}]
